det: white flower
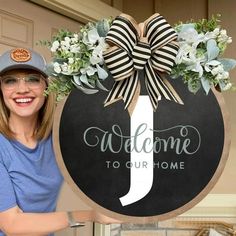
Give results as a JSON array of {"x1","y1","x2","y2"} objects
[
  {"x1": 71, "y1": 38, "x2": 78, "y2": 44},
  {"x1": 61, "y1": 40, "x2": 70, "y2": 47},
  {"x1": 175, "y1": 43, "x2": 197, "y2": 65},
  {"x1": 80, "y1": 66, "x2": 97, "y2": 76},
  {"x1": 204, "y1": 61, "x2": 229, "y2": 81},
  {"x1": 218, "y1": 29, "x2": 232, "y2": 44},
  {"x1": 52, "y1": 40, "x2": 60, "y2": 48},
  {"x1": 53, "y1": 62, "x2": 61, "y2": 73},
  {"x1": 64, "y1": 36, "x2": 71, "y2": 42},
  {"x1": 215, "y1": 73, "x2": 225, "y2": 81},
  {"x1": 213, "y1": 28, "x2": 220, "y2": 35},
  {"x1": 215, "y1": 70, "x2": 229, "y2": 80},
  {"x1": 204, "y1": 28, "x2": 220, "y2": 42},
  {"x1": 220, "y1": 29, "x2": 227, "y2": 36},
  {"x1": 223, "y1": 71, "x2": 229, "y2": 78},
  {"x1": 70, "y1": 44, "x2": 80, "y2": 53},
  {"x1": 68, "y1": 58, "x2": 74, "y2": 64},
  {"x1": 51, "y1": 40, "x2": 60, "y2": 52},
  {"x1": 221, "y1": 82, "x2": 232, "y2": 91},
  {"x1": 204, "y1": 60, "x2": 221, "y2": 73},
  {"x1": 61, "y1": 45, "x2": 69, "y2": 51},
  {"x1": 61, "y1": 39, "x2": 71, "y2": 51},
  {"x1": 227, "y1": 37, "x2": 232, "y2": 43},
  {"x1": 211, "y1": 66, "x2": 222, "y2": 75},
  {"x1": 90, "y1": 42, "x2": 106, "y2": 65},
  {"x1": 61, "y1": 63, "x2": 68, "y2": 72},
  {"x1": 61, "y1": 63, "x2": 74, "y2": 75},
  {"x1": 73, "y1": 33, "x2": 79, "y2": 39},
  {"x1": 71, "y1": 34, "x2": 79, "y2": 43}
]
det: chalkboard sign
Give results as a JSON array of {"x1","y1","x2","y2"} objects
[{"x1": 53, "y1": 75, "x2": 230, "y2": 221}]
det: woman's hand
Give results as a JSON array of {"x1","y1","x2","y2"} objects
[
  {"x1": 72, "y1": 210, "x2": 122, "y2": 225},
  {"x1": 92, "y1": 211, "x2": 122, "y2": 224}
]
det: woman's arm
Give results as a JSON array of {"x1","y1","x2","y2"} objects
[
  {"x1": 0, "y1": 206, "x2": 119, "y2": 236},
  {"x1": 0, "y1": 206, "x2": 71, "y2": 235}
]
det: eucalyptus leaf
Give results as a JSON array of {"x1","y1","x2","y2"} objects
[
  {"x1": 207, "y1": 39, "x2": 220, "y2": 61},
  {"x1": 179, "y1": 23, "x2": 196, "y2": 32},
  {"x1": 96, "y1": 64, "x2": 108, "y2": 80},
  {"x1": 61, "y1": 71, "x2": 72, "y2": 75},
  {"x1": 70, "y1": 72, "x2": 80, "y2": 76},
  {"x1": 97, "y1": 19, "x2": 110, "y2": 37},
  {"x1": 73, "y1": 75, "x2": 82, "y2": 86},
  {"x1": 80, "y1": 74, "x2": 95, "y2": 88},
  {"x1": 218, "y1": 58, "x2": 236, "y2": 71},
  {"x1": 53, "y1": 58, "x2": 67, "y2": 63},
  {"x1": 96, "y1": 79, "x2": 108, "y2": 91},
  {"x1": 72, "y1": 81, "x2": 98, "y2": 94},
  {"x1": 200, "y1": 77, "x2": 211, "y2": 95},
  {"x1": 188, "y1": 79, "x2": 201, "y2": 94},
  {"x1": 45, "y1": 63, "x2": 57, "y2": 76}
]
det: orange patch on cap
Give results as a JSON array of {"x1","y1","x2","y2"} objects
[{"x1": 10, "y1": 48, "x2": 31, "y2": 62}]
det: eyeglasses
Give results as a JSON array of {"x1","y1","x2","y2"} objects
[{"x1": 0, "y1": 74, "x2": 46, "y2": 90}]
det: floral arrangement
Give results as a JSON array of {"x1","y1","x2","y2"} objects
[
  {"x1": 43, "y1": 15, "x2": 236, "y2": 100},
  {"x1": 171, "y1": 15, "x2": 236, "y2": 94},
  {"x1": 42, "y1": 18, "x2": 112, "y2": 101}
]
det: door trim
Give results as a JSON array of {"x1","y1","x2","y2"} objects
[{"x1": 29, "y1": 0, "x2": 121, "y2": 23}]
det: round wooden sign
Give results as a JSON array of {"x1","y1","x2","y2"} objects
[{"x1": 53, "y1": 77, "x2": 230, "y2": 222}]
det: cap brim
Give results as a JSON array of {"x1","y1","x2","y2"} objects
[{"x1": 0, "y1": 64, "x2": 48, "y2": 77}]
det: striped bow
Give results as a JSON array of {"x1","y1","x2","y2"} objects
[{"x1": 103, "y1": 13, "x2": 183, "y2": 114}]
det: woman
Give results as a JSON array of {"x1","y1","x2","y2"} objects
[{"x1": 0, "y1": 48, "x2": 116, "y2": 236}]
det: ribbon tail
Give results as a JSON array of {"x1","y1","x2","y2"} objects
[
  {"x1": 104, "y1": 71, "x2": 140, "y2": 111},
  {"x1": 145, "y1": 60, "x2": 183, "y2": 110},
  {"x1": 162, "y1": 77, "x2": 184, "y2": 105}
]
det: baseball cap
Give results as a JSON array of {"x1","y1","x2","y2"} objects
[{"x1": 0, "y1": 48, "x2": 48, "y2": 77}]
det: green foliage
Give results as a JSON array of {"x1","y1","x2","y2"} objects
[
  {"x1": 172, "y1": 14, "x2": 235, "y2": 94},
  {"x1": 194, "y1": 14, "x2": 221, "y2": 34},
  {"x1": 44, "y1": 76, "x2": 74, "y2": 102}
]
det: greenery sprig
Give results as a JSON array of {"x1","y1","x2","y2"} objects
[
  {"x1": 41, "y1": 18, "x2": 112, "y2": 101},
  {"x1": 172, "y1": 15, "x2": 236, "y2": 94}
]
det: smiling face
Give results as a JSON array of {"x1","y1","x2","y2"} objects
[{"x1": 0, "y1": 69, "x2": 47, "y2": 120}]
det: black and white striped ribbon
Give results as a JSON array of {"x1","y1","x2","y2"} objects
[{"x1": 103, "y1": 14, "x2": 183, "y2": 111}]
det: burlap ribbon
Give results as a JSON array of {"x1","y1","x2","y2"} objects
[{"x1": 103, "y1": 13, "x2": 183, "y2": 115}]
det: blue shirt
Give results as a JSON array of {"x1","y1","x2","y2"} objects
[{"x1": 0, "y1": 133, "x2": 63, "y2": 236}]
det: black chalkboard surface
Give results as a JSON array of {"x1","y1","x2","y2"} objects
[{"x1": 54, "y1": 75, "x2": 230, "y2": 221}]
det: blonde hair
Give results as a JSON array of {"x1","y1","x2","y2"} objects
[{"x1": 0, "y1": 80, "x2": 56, "y2": 140}]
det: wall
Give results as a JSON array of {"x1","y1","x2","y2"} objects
[
  {"x1": 114, "y1": 0, "x2": 208, "y2": 23},
  {"x1": 154, "y1": 0, "x2": 208, "y2": 24}
]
